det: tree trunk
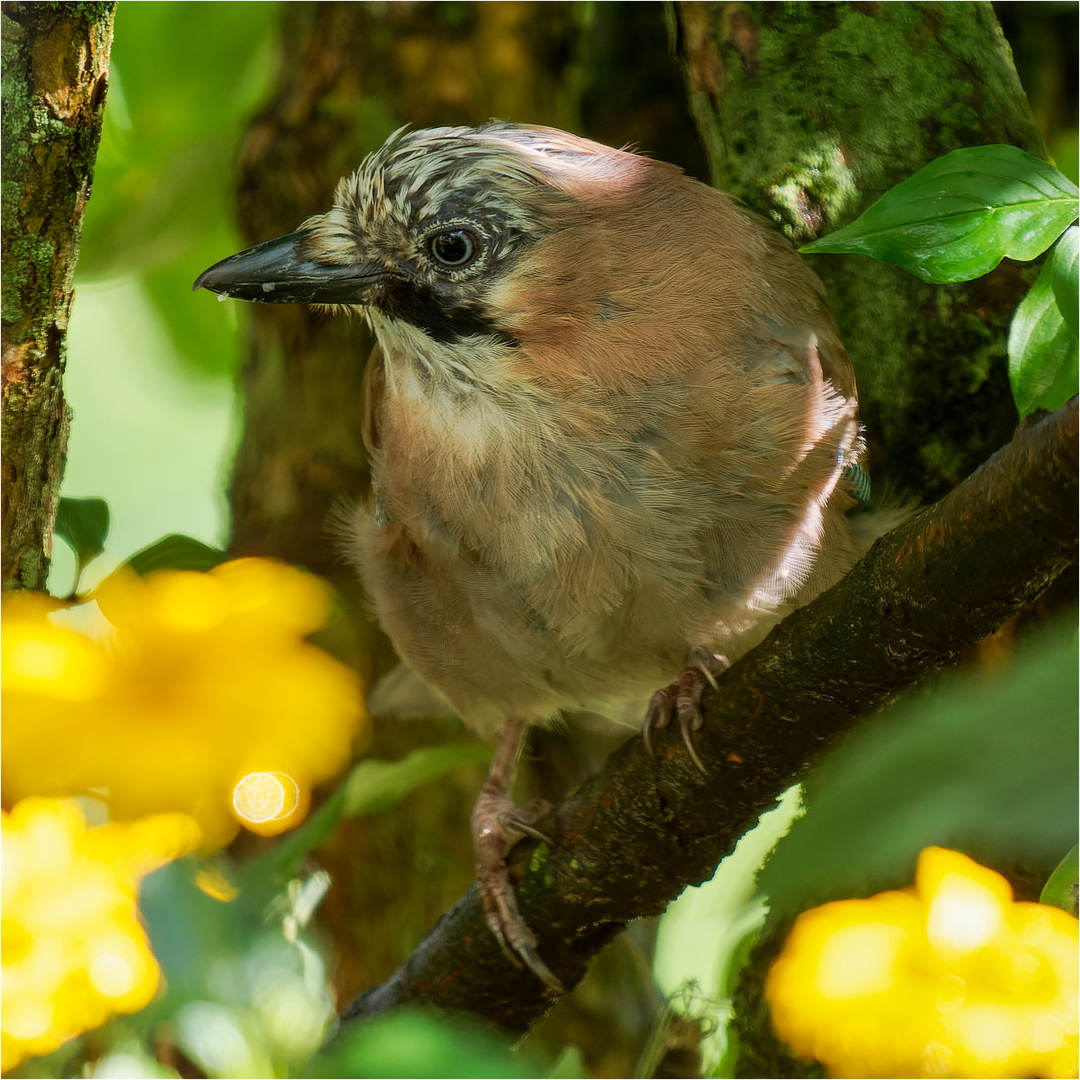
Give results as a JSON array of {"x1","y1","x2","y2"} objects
[
  {"x1": 0, "y1": 1, "x2": 115, "y2": 591},
  {"x1": 678, "y1": 0, "x2": 1045, "y2": 502}
]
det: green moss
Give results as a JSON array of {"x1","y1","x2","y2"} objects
[
  {"x1": 529, "y1": 843, "x2": 551, "y2": 875},
  {"x1": 763, "y1": 144, "x2": 861, "y2": 241},
  {"x1": 3, "y1": 234, "x2": 57, "y2": 328},
  {"x1": 704, "y1": 3, "x2": 1041, "y2": 225}
]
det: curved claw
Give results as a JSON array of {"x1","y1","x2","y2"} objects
[
  {"x1": 490, "y1": 922, "x2": 523, "y2": 970},
  {"x1": 518, "y1": 943, "x2": 565, "y2": 994},
  {"x1": 696, "y1": 659, "x2": 721, "y2": 693},
  {"x1": 689, "y1": 645, "x2": 729, "y2": 695},
  {"x1": 643, "y1": 650, "x2": 729, "y2": 773},
  {"x1": 680, "y1": 720, "x2": 706, "y2": 774},
  {"x1": 496, "y1": 810, "x2": 553, "y2": 847},
  {"x1": 477, "y1": 851, "x2": 564, "y2": 991}
]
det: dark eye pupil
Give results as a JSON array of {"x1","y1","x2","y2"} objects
[{"x1": 431, "y1": 230, "x2": 474, "y2": 267}]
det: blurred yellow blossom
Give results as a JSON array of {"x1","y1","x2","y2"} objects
[
  {"x1": 767, "y1": 847, "x2": 1079, "y2": 1078},
  {"x1": 1, "y1": 798, "x2": 201, "y2": 1072},
  {"x1": 2, "y1": 559, "x2": 367, "y2": 848}
]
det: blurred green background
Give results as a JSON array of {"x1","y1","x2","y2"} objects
[{"x1": 49, "y1": 2, "x2": 278, "y2": 592}]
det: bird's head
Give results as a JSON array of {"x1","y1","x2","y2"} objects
[
  {"x1": 195, "y1": 122, "x2": 833, "y2": 391},
  {"x1": 194, "y1": 123, "x2": 653, "y2": 344}
]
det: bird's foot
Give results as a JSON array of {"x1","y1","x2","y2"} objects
[
  {"x1": 643, "y1": 646, "x2": 729, "y2": 773},
  {"x1": 471, "y1": 716, "x2": 564, "y2": 992},
  {"x1": 472, "y1": 789, "x2": 563, "y2": 991}
]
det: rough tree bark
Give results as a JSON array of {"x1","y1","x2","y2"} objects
[{"x1": 0, "y1": 1, "x2": 115, "y2": 591}]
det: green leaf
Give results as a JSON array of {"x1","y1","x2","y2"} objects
[
  {"x1": 548, "y1": 1046, "x2": 588, "y2": 1079},
  {"x1": 1040, "y1": 844, "x2": 1079, "y2": 916},
  {"x1": 139, "y1": 856, "x2": 257, "y2": 1008},
  {"x1": 54, "y1": 496, "x2": 110, "y2": 572},
  {"x1": 757, "y1": 619, "x2": 1079, "y2": 917},
  {"x1": 652, "y1": 788, "x2": 802, "y2": 1077},
  {"x1": 1051, "y1": 224, "x2": 1079, "y2": 337},
  {"x1": 236, "y1": 786, "x2": 349, "y2": 902},
  {"x1": 343, "y1": 744, "x2": 492, "y2": 816},
  {"x1": 304, "y1": 1010, "x2": 536, "y2": 1079},
  {"x1": 654, "y1": 787, "x2": 801, "y2": 996},
  {"x1": 801, "y1": 145, "x2": 1079, "y2": 283},
  {"x1": 120, "y1": 533, "x2": 228, "y2": 576},
  {"x1": 1008, "y1": 250, "x2": 1080, "y2": 417}
]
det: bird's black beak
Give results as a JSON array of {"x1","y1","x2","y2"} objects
[{"x1": 192, "y1": 230, "x2": 383, "y2": 305}]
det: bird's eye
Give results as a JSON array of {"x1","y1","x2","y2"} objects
[{"x1": 429, "y1": 229, "x2": 478, "y2": 269}]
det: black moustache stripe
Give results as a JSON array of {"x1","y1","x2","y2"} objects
[{"x1": 374, "y1": 279, "x2": 519, "y2": 347}]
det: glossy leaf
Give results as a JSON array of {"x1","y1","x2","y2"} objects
[
  {"x1": 1008, "y1": 249, "x2": 1080, "y2": 417},
  {"x1": 120, "y1": 533, "x2": 229, "y2": 576},
  {"x1": 802, "y1": 145, "x2": 1079, "y2": 283},
  {"x1": 54, "y1": 496, "x2": 110, "y2": 570},
  {"x1": 1051, "y1": 224, "x2": 1079, "y2": 337}
]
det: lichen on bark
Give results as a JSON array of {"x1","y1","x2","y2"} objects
[{"x1": 1, "y1": 1, "x2": 115, "y2": 590}]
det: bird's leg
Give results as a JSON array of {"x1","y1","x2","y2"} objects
[
  {"x1": 471, "y1": 716, "x2": 563, "y2": 992},
  {"x1": 643, "y1": 646, "x2": 730, "y2": 773}
]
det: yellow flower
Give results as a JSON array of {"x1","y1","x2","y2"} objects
[
  {"x1": 1, "y1": 798, "x2": 201, "y2": 1072},
  {"x1": 767, "y1": 847, "x2": 1079, "y2": 1078},
  {"x1": 2, "y1": 559, "x2": 367, "y2": 849}
]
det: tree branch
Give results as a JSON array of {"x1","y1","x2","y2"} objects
[{"x1": 344, "y1": 398, "x2": 1077, "y2": 1033}]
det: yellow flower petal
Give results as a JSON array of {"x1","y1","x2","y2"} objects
[
  {"x1": 2, "y1": 561, "x2": 366, "y2": 849},
  {"x1": 767, "y1": 848, "x2": 1079, "y2": 1078},
  {"x1": 0, "y1": 799, "x2": 200, "y2": 1072},
  {"x1": 1, "y1": 599, "x2": 109, "y2": 702}
]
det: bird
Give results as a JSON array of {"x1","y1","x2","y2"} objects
[{"x1": 194, "y1": 122, "x2": 865, "y2": 991}]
